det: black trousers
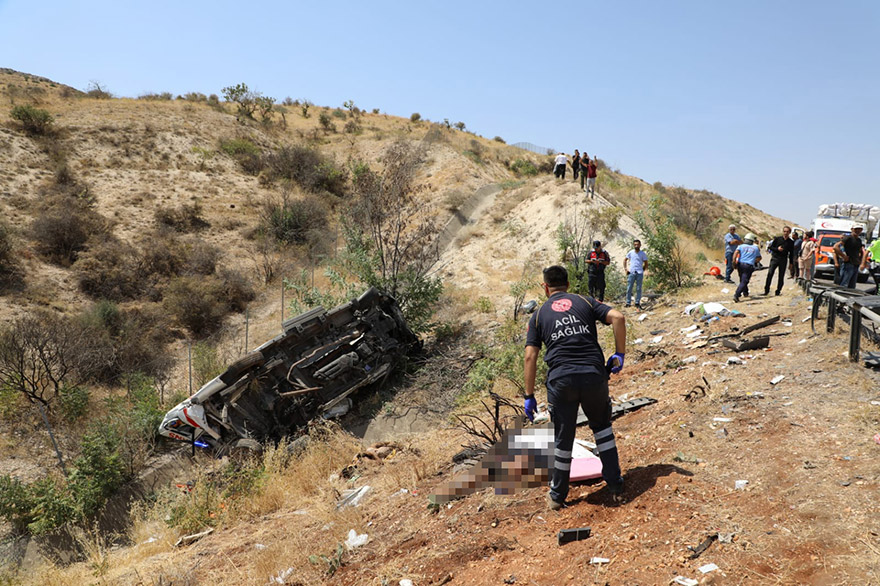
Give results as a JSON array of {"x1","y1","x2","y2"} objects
[
  {"x1": 764, "y1": 257, "x2": 787, "y2": 294},
  {"x1": 547, "y1": 373, "x2": 622, "y2": 504},
  {"x1": 554, "y1": 164, "x2": 566, "y2": 179},
  {"x1": 588, "y1": 273, "x2": 606, "y2": 302}
]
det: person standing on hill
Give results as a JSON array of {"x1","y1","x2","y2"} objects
[
  {"x1": 586, "y1": 158, "x2": 598, "y2": 197},
  {"x1": 723, "y1": 225, "x2": 742, "y2": 284},
  {"x1": 763, "y1": 226, "x2": 794, "y2": 296},
  {"x1": 553, "y1": 153, "x2": 569, "y2": 179},
  {"x1": 799, "y1": 230, "x2": 817, "y2": 281},
  {"x1": 523, "y1": 265, "x2": 627, "y2": 510},
  {"x1": 587, "y1": 240, "x2": 611, "y2": 301},
  {"x1": 571, "y1": 150, "x2": 581, "y2": 182},
  {"x1": 579, "y1": 154, "x2": 590, "y2": 190},
  {"x1": 624, "y1": 240, "x2": 648, "y2": 308},
  {"x1": 733, "y1": 233, "x2": 761, "y2": 303},
  {"x1": 834, "y1": 223, "x2": 866, "y2": 289}
]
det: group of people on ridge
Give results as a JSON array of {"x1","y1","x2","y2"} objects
[{"x1": 553, "y1": 150, "x2": 598, "y2": 197}]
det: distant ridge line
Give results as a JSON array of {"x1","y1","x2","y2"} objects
[{"x1": 511, "y1": 142, "x2": 555, "y2": 155}]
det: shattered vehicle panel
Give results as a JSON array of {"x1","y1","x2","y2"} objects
[{"x1": 159, "y1": 288, "x2": 418, "y2": 454}]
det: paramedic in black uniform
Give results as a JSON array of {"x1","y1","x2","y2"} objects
[{"x1": 523, "y1": 265, "x2": 627, "y2": 509}]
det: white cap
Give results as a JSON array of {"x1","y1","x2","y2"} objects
[{"x1": 854, "y1": 222, "x2": 866, "y2": 230}]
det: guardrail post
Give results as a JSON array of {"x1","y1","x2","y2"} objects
[
  {"x1": 826, "y1": 297, "x2": 837, "y2": 333},
  {"x1": 849, "y1": 309, "x2": 862, "y2": 362}
]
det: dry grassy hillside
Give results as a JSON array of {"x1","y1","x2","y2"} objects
[{"x1": 0, "y1": 68, "x2": 815, "y2": 584}]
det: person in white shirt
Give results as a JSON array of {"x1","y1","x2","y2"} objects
[
  {"x1": 623, "y1": 240, "x2": 649, "y2": 308},
  {"x1": 553, "y1": 153, "x2": 569, "y2": 179}
]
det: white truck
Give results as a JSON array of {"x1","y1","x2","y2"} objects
[{"x1": 810, "y1": 203, "x2": 879, "y2": 279}]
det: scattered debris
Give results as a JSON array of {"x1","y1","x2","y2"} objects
[
  {"x1": 673, "y1": 452, "x2": 704, "y2": 464},
  {"x1": 682, "y1": 355, "x2": 697, "y2": 364},
  {"x1": 726, "y1": 357, "x2": 743, "y2": 365},
  {"x1": 735, "y1": 480, "x2": 749, "y2": 490},
  {"x1": 683, "y1": 377, "x2": 710, "y2": 402},
  {"x1": 722, "y1": 336, "x2": 770, "y2": 352},
  {"x1": 685, "y1": 330, "x2": 704, "y2": 338},
  {"x1": 687, "y1": 533, "x2": 717, "y2": 559},
  {"x1": 503, "y1": 576, "x2": 516, "y2": 585},
  {"x1": 521, "y1": 300, "x2": 538, "y2": 314},
  {"x1": 633, "y1": 338, "x2": 644, "y2": 344},
  {"x1": 344, "y1": 529, "x2": 369, "y2": 550},
  {"x1": 673, "y1": 576, "x2": 699, "y2": 586},
  {"x1": 740, "y1": 315, "x2": 781, "y2": 336},
  {"x1": 804, "y1": 461, "x2": 817, "y2": 469},
  {"x1": 713, "y1": 417, "x2": 733, "y2": 423},
  {"x1": 638, "y1": 313, "x2": 648, "y2": 321},
  {"x1": 557, "y1": 527, "x2": 591, "y2": 545},
  {"x1": 269, "y1": 567, "x2": 295, "y2": 584},
  {"x1": 681, "y1": 324, "x2": 699, "y2": 333},
  {"x1": 175, "y1": 527, "x2": 214, "y2": 548},
  {"x1": 652, "y1": 335, "x2": 664, "y2": 343},
  {"x1": 698, "y1": 563, "x2": 720, "y2": 574},
  {"x1": 770, "y1": 375, "x2": 785, "y2": 385},
  {"x1": 337, "y1": 485, "x2": 371, "y2": 509},
  {"x1": 718, "y1": 532, "x2": 735, "y2": 544},
  {"x1": 589, "y1": 557, "x2": 611, "y2": 564},
  {"x1": 400, "y1": 580, "x2": 415, "y2": 586},
  {"x1": 874, "y1": 433, "x2": 880, "y2": 445}
]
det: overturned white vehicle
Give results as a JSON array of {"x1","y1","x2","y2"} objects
[{"x1": 159, "y1": 288, "x2": 418, "y2": 455}]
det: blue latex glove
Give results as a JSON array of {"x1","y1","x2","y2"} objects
[
  {"x1": 606, "y1": 352, "x2": 625, "y2": 374},
  {"x1": 523, "y1": 395, "x2": 537, "y2": 422}
]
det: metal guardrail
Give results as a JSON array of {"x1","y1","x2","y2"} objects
[{"x1": 801, "y1": 278, "x2": 880, "y2": 364}]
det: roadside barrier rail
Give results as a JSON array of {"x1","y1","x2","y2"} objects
[{"x1": 801, "y1": 278, "x2": 880, "y2": 364}]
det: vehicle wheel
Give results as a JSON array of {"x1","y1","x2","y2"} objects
[
  {"x1": 222, "y1": 438, "x2": 263, "y2": 460},
  {"x1": 219, "y1": 351, "x2": 265, "y2": 384}
]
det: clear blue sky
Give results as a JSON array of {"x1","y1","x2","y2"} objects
[{"x1": 1, "y1": 0, "x2": 877, "y2": 227}]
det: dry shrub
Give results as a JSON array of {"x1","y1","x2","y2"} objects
[
  {"x1": 180, "y1": 238, "x2": 219, "y2": 276},
  {"x1": 263, "y1": 145, "x2": 348, "y2": 196},
  {"x1": 443, "y1": 189, "x2": 470, "y2": 212},
  {"x1": 260, "y1": 190, "x2": 328, "y2": 246},
  {"x1": 215, "y1": 268, "x2": 255, "y2": 312},
  {"x1": 154, "y1": 202, "x2": 210, "y2": 232},
  {"x1": 0, "y1": 220, "x2": 22, "y2": 290},
  {"x1": 162, "y1": 276, "x2": 226, "y2": 337},
  {"x1": 74, "y1": 238, "x2": 142, "y2": 300},
  {"x1": 31, "y1": 198, "x2": 108, "y2": 266}
]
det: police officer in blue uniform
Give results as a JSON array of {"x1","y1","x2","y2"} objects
[{"x1": 523, "y1": 265, "x2": 628, "y2": 509}]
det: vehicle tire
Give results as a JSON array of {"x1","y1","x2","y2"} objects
[
  {"x1": 222, "y1": 438, "x2": 263, "y2": 460},
  {"x1": 219, "y1": 351, "x2": 265, "y2": 384}
]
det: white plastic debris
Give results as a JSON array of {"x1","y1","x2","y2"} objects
[
  {"x1": 802, "y1": 316, "x2": 811, "y2": 322},
  {"x1": 589, "y1": 557, "x2": 611, "y2": 564},
  {"x1": 270, "y1": 568, "x2": 295, "y2": 584},
  {"x1": 713, "y1": 417, "x2": 732, "y2": 423},
  {"x1": 652, "y1": 335, "x2": 663, "y2": 343},
  {"x1": 735, "y1": 479, "x2": 749, "y2": 490},
  {"x1": 682, "y1": 355, "x2": 697, "y2": 364},
  {"x1": 344, "y1": 528, "x2": 369, "y2": 550},
  {"x1": 638, "y1": 313, "x2": 648, "y2": 321},
  {"x1": 673, "y1": 577, "x2": 699, "y2": 586},
  {"x1": 871, "y1": 401, "x2": 880, "y2": 406},
  {"x1": 698, "y1": 562, "x2": 719, "y2": 574},
  {"x1": 633, "y1": 338, "x2": 644, "y2": 344},
  {"x1": 323, "y1": 398, "x2": 353, "y2": 419},
  {"x1": 399, "y1": 580, "x2": 414, "y2": 586},
  {"x1": 337, "y1": 485, "x2": 371, "y2": 509},
  {"x1": 686, "y1": 330, "x2": 703, "y2": 338},
  {"x1": 680, "y1": 324, "x2": 699, "y2": 333},
  {"x1": 726, "y1": 357, "x2": 743, "y2": 365},
  {"x1": 721, "y1": 288, "x2": 730, "y2": 294},
  {"x1": 255, "y1": 543, "x2": 268, "y2": 550},
  {"x1": 140, "y1": 536, "x2": 158, "y2": 545},
  {"x1": 798, "y1": 339, "x2": 808, "y2": 344},
  {"x1": 770, "y1": 375, "x2": 785, "y2": 385}
]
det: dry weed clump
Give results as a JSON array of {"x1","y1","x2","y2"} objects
[
  {"x1": 31, "y1": 197, "x2": 109, "y2": 266},
  {"x1": 154, "y1": 201, "x2": 210, "y2": 232}
]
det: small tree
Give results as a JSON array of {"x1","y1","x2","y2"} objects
[
  {"x1": 221, "y1": 83, "x2": 258, "y2": 121},
  {"x1": 634, "y1": 196, "x2": 694, "y2": 290},
  {"x1": 341, "y1": 141, "x2": 442, "y2": 332},
  {"x1": 255, "y1": 95, "x2": 276, "y2": 126},
  {"x1": 454, "y1": 121, "x2": 466, "y2": 131},
  {"x1": 410, "y1": 112, "x2": 421, "y2": 122},
  {"x1": 0, "y1": 312, "x2": 109, "y2": 408}
]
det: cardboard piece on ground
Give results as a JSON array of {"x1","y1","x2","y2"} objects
[{"x1": 722, "y1": 336, "x2": 770, "y2": 352}]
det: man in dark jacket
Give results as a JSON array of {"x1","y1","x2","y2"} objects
[
  {"x1": 586, "y1": 240, "x2": 611, "y2": 301},
  {"x1": 523, "y1": 265, "x2": 627, "y2": 509},
  {"x1": 763, "y1": 226, "x2": 795, "y2": 296}
]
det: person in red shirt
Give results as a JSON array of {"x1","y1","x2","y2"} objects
[
  {"x1": 586, "y1": 159, "x2": 598, "y2": 197},
  {"x1": 587, "y1": 240, "x2": 611, "y2": 301}
]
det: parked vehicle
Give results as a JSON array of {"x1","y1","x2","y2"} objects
[
  {"x1": 810, "y1": 203, "x2": 879, "y2": 280},
  {"x1": 159, "y1": 288, "x2": 418, "y2": 455}
]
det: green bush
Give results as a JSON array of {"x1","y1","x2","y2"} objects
[
  {"x1": 493, "y1": 136, "x2": 506, "y2": 143},
  {"x1": 219, "y1": 137, "x2": 260, "y2": 157},
  {"x1": 59, "y1": 385, "x2": 90, "y2": 422},
  {"x1": 215, "y1": 268, "x2": 255, "y2": 312},
  {"x1": 510, "y1": 159, "x2": 538, "y2": 177},
  {"x1": 138, "y1": 92, "x2": 173, "y2": 101},
  {"x1": 261, "y1": 193, "x2": 327, "y2": 246},
  {"x1": 68, "y1": 430, "x2": 125, "y2": 518},
  {"x1": 10, "y1": 105, "x2": 53, "y2": 135},
  {"x1": 331, "y1": 108, "x2": 346, "y2": 119},
  {"x1": 410, "y1": 113, "x2": 421, "y2": 122},
  {"x1": 74, "y1": 238, "x2": 143, "y2": 300},
  {"x1": 263, "y1": 145, "x2": 348, "y2": 196},
  {"x1": 634, "y1": 195, "x2": 695, "y2": 290},
  {"x1": 318, "y1": 112, "x2": 336, "y2": 133},
  {"x1": 0, "y1": 220, "x2": 21, "y2": 288}
]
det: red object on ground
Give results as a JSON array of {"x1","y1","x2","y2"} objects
[{"x1": 707, "y1": 266, "x2": 721, "y2": 276}]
